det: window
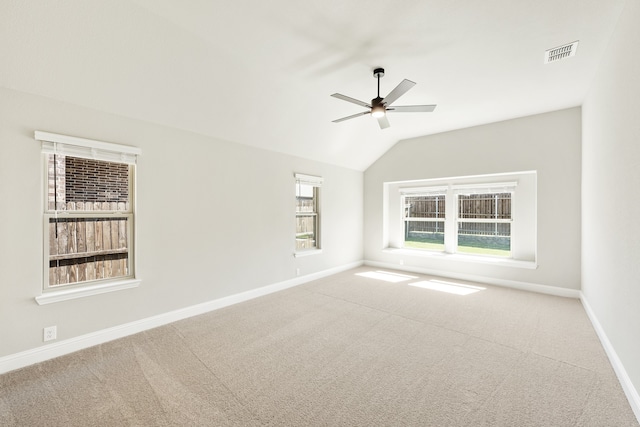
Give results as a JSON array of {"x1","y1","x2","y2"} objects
[
  {"x1": 401, "y1": 183, "x2": 515, "y2": 257},
  {"x1": 295, "y1": 173, "x2": 322, "y2": 253},
  {"x1": 457, "y1": 192, "x2": 511, "y2": 256},
  {"x1": 388, "y1": 172, "x2": 537, "y2": 264},
  {"x1": 403, "y1": 191, "x2": 446, "y2": 251},
  {"x1": 38, "y1": 131, "x2": 141, "y2": 298}
]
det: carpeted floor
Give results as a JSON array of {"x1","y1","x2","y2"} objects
[{"x1": 1, "y1": 267, "x2": 638, "y2": 426}]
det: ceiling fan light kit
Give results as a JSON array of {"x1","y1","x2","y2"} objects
[
  {"x1": 371, "y1": 104, "x2": 386, "y2": 118},
  {"x1": 331, "y1": 67, "x2": 436, "y2": 129}
]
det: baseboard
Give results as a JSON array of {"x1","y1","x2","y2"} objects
[
  {"x1": 364, "y1": 260, "x2": 581, "y2": 298},
  {"x1": 580, "y1": 293, "x2": 640, "y2": 423},
  {"x1": 0, "y1": 260, "x2": 363, "y2": 375}
]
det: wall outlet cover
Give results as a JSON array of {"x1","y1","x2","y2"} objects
[{"x1": 44, "y1": 326, "x2": 57, "y2": 342}]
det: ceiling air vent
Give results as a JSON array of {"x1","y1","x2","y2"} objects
[{"x1": 544, "y1": 41, "x2": 579, "y2": 64}]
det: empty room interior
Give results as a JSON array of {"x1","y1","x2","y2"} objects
[{"x1": 1, "y1": 0, "x2": 639, "y2": 425}]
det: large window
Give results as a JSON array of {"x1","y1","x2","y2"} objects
[
  {"x1": 392, "y1": 171, "x2": 537, "y2": 262},
  {"x1": 38, "y1": 132, "x2": 140, "y2": 294},
  {"x1": 402, "y1": 186, "x2": 514, "y2": 257},
  {"x1": 295, "y1": 173, "x2": 322, "y2": 253}
]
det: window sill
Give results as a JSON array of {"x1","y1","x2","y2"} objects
[
  {"x1": 382, "y1": 248, "x2": 537, "y2": 269},
  {"x1": 294, "y1": 249, "x2": 323, "y2": 258},
  {"x1": 35, "y1": 278, "x2": 141, "y2": 305}
]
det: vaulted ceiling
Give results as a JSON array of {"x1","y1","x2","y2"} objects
[{"x1": 0, "y1": 0, "x2": 627, "y2": 170}]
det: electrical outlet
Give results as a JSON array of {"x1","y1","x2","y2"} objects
[
  {"x1": 296, "y1": 268, "x2": 300, "y2": 276},
  {"x1": 399, "y1": 259, "x2": 404, "y2": 265},
  {"x1": 43, "y1": 326, "x2": 57, "y2": 342}
]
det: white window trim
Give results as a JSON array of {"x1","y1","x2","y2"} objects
[
  {"x1": 294, "y1": 173, "x2": 324, "y2": 186},
  {"x1": 399, "y1": 185, "x2": 448, "y2": 195},
  {"x1": 382, "y1": 248, "x2": 537, "y2": 269},
  {"x1": 294, "y1": 173, "x2": 322, "y2": 256},
  {"x1": 37, "y1": 131, "x2": 141, "y2": 160},
  {"x1": 35, "y1": 278, "x2": 141, "y2": 305},
  {"x1": 451, "y1": 181, "x2": 518, "y2": 194},
  {"x1": 293, "y1": 249, "x2": 323, "y2": 258},
  {"x1": 36, "y1": 131, "x2": 141, "y2": 304}
]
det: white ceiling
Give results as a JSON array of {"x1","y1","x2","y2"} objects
[{"x1": 0, "y1": 0, "x2": 627, "y2": 171}]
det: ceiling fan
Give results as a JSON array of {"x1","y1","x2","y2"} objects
[{"x1": 331, "y1": 68, "x2": 436, "y2": 129}]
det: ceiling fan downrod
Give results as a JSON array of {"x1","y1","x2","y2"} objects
[{"x1": 372, "y1": 68, "x2": 386, "y2": 117}]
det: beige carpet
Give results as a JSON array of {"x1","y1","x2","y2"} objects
[{"x1": 1, "y1": 267, "x2": 637, "y2": 426}]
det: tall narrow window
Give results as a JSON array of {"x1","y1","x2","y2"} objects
[
  {"x1": 403, "y1": 193, "x2": 446, "y2": 251},
  {"x1": 295, "y1": 173, "x2": 322, "y2": 253},
  {"x1": 39, "y1": 132, "x2": 140, "y2": 292},
  {"x1": 457, "y1": 192, "x2": 512, "y2": 257}
]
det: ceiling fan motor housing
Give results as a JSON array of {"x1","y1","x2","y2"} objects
[{"x1": 373, "y1": 68, "x2": 385, "y2": 79}]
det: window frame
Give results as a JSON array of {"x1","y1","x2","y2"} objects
[
  {"x1": 399, "y1": 182, "x2": 517, "y2": 258},
  {"x1": 294, "y1": 173, "x2": 323, "y2": 256},
  {"x1": 454, "y1": 190, "x2": 514, "y2": 257},
  {"x1": 42, "y1": 174, "x2": 135, "y2": 292},
  {"x1": 35, "y1": 131, "x2": 141, "y2": 305},
  {"x1": 402, "y1": 191, "x2": 447, "y2": 252}
]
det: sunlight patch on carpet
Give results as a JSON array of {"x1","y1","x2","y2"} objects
[
  {"x1": 409, "y1": 280, "x2": 486, "y2": 295},
  {"x1": 355, "y1": 270, "x2": 418, "y2": 283}
]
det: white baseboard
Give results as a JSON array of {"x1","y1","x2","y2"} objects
[
  {"x1": 580, "y1": 294, "x2": 640, "y2": 423},
  {"x1": 364, "y1": 260, "x2": 581, "y2": 298},
  {"x1": 0, "y1": 260, "x2": 363, "y2": 375}
]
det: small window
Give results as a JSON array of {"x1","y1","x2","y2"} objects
[
  {"x1": 39, "y1": 132, "x2": 140, "y2": 292},
  {"x1": 295, "y1": 173, "x2": 322, "y2": 253}
]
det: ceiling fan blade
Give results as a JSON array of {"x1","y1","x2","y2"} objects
[
  {"x1": 377, "y1": 115, "x2": 390, "y2": 129},
  {"x1": 331, "y1": 93, "x2": 371, "y2": 108},
  {"x1": 381, "y1": 79, "x2": 416, "y2": 107},
  {"x1": 332, "y1": 111, "x2": 369, "y2": 123},
  {"x1": 387, "y1": 105, "x2": 437, "y2": 113}
]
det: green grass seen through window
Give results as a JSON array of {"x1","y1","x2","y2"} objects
[{"x1": 404, "y1": 233, "x2": 510, "y2": 257}]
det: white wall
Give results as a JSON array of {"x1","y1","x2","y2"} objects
[
  {"x1": 364, "y1": 108, "x2": 582, "y2": 291},
  {"x1": 0, "y1": 87, "x2": 363, "y2": 358},
  {"x1": 582, "y1": 0, "x2": 640, "y2": 404}
]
